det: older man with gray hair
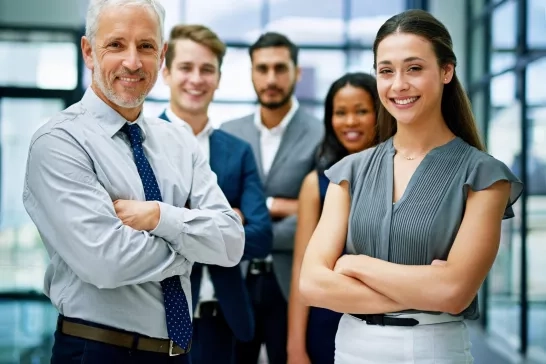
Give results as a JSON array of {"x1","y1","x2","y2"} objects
[{"x1": 22, "y1": 0, "x2": 245, "y2": 362}]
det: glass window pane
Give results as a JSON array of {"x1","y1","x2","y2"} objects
[
  {"x1": 469, "y1": 24, "x2": 486, "y2": 84},
  {"x1": 0, "y1": 41, "x2": 77, "y2": 90},
  {"x1": 471, "y1": 0, "x2": 487, "y2": 17},
  {"x1": 492, "y1": 0, "x2": 517, "y2": 49},
  {"x1": 157, "y1": 0, "x2": 183, "y2": 40},
  {"x1": 266, "y1": 0, "x2": 343, "y2": 45},
  {"x1": 490, "y1": 52, "x2": 517, "y2": 74},
  {"x1": 214, "y1": 48, "x2": 254, "y2": 102},
  {"x1": 526, "y1": 57, "x2": 546, "y2": 106},
  {"x1": 0, "y1": 98, "x2": 65, "y2": 293},
  {"x1": 147, "y1": 68, "x2": 169, "y2": 101},
  {"x1": 83, "y1": 65, "x2": 91, "y2": 89},
  {"x1": 143, "y1": 100, "x2": 169, "y2": 119},
  {"x1": 348, "y1": 0, "x2": 405, "y2": 45},
  {"x1": 528, "y1": 0, "x2": 546, "y2": 48},
  {"x1": 486, "y1": 72, "x2": 522, "y2": 351},
  {"x1": 490, "y1": 72, "x2": 516, "y2": 107},
  {"x1": 347, "y1": 50, "x2": 374, "y2": 74},
  {"x1": 297, "y1": 50, "x2": 346, "y2": 101},
  {"x1": 471, "y1": 89, "x2": 487, "y2": 137},
  {"x1": 208, "y1": 103, "x2": 256, "y2": 127},
  {"x1": 182, "y1": 0, "x2": 262, "y2": 42},
  {"x1": 300, "y1": 103, "x2": 324, "y2": 122},
  {"x1": 525, "y1": 58, "x2": 546, "y2": 354}
]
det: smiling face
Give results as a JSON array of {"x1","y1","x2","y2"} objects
[
  {"x1": 81, "y1": 4, "x2": 166, "y2": 119},
  {"x1": 375, "y1": 32, "x2": 453, "y2": 127},
  {"x1": 331, "y1": 85, "x2": 377, "y2": 153},
  {"x1": 162, "y1": 39, "x2": 220, "y2": 117}
]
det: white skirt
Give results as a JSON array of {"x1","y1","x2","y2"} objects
[{"x1": 334, "y1": 313, "x2": 474, "y2": 364}]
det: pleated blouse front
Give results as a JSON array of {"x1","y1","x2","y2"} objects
[{"x1": 325, "y1": 137, "x2": 523, "y2": 319}]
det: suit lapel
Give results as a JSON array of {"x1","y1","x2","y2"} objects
[
  {"x1": 266, "y1": 109, "x2": 307, "y2": 183},
  {"x1": 245, "y1": 124, "x2": 265, "y2": 182},
  {"x1": 209, "y1": 131, "x2": 226, "y2": 187}
]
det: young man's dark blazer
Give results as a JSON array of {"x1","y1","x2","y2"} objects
[{"x1": 159, "y1": 111, "x2": 273, "y2": 345}]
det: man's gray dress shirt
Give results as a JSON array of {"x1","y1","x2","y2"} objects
[{"x1": 22, "y1": 88, "x2": 245, "y2": 338}]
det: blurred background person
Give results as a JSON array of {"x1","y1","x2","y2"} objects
[
  {"x1": 160, "y1": 24, "x2": 273, "y2": 364},
  {"x1": 221, "y1": 32, "x2": 323, "y2": 364},
  {"x1": 287, "y1": 72, "x2": 379, "y2": 364}
]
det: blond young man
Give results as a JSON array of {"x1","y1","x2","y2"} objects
[{"x1": 160, "y1": 24, "x2": 272, "y2": 364}]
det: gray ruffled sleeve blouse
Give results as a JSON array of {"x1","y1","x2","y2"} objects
[{"x1": 324, "y1": 136, "x2": 523, "y2": 319}]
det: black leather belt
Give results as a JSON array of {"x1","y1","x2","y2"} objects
[
  {"x1": 248, "y1": 260, "x2": 273, "y2": 275},
  {"x1": 58, "y1": 316, "x2": 189, "y2": 356},
  {"x1": 349, "y1": 314, "x2": 419, "y2": 327},
  {"x1": 197, "y1": 301, "x2": 221, "y2": 318}
]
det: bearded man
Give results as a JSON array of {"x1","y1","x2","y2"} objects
[{"x1": 221, "y1": 32, "x2": 324, "y2": 364}]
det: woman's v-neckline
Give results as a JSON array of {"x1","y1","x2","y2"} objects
[
  {"x1": 387, "y1": 137, "x2": 460, "y2": 211},
  {"x1": 388, "y1": 148, "x2": 431, "y2": 211}
]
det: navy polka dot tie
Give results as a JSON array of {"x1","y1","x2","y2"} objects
[{"x1": 122, "y1": 123, "x2": 192, "y2": 350}]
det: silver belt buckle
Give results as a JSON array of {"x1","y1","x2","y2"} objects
[
  {"x1": 249, "y1": 263, "x2": 261, "y2": 275},
  {"x1": 169, "y1": 340, "x2": 181, "y2": 356}
]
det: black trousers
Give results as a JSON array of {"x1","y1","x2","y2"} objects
[
  {"x1": 190, "y1": 303, "x2": 236, "y2": 364},
  {"x1": 50, "y1": 316, "x2": 190, "y2": 364},
  {"x1": 307, "y1": 307, "x2": 342, "y2": 364},
  {"x1": 236, "y1": 270, "x2": 288, "y2": 364}
]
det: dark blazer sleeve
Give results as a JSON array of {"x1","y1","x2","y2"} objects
[
  {"x1": 239, "y1": 144, "x2": 273, "y2": 260},
  {"x1": 271, "y1": 216, "x2": 297, "y2": 252}
]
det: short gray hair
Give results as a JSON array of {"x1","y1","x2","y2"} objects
[{"x1": 85, "y1": 0, "x2": 165, "y2": 45}]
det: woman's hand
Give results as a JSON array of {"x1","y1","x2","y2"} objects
[
  {"x1": 333, "y1": 254, "x2": 362, "y2": 276},
  {"x1": 287, "y1": 349, "x2": 312, "y2": 364}
]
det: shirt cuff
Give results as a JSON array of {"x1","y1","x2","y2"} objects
[
  {"x1": 150, "y1": 201, "x2": 185, "y2": 242},
  {"x1": 266, "y1": 197, "x2": 274, "y2": 210}
]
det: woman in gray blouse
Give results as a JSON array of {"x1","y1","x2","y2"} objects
[{"x1": 299, "y1": 9, "x2": 523, "y2": 364}]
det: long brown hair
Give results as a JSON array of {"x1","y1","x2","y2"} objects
[{"x1": 373, "y1": 9, "x2": 485, "y2": 151}]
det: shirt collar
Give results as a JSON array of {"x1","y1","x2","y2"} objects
[
  {"x1": 81, "y1": 87, "x2": 146, "y2": 139},
  {"x1": 253, "y1": 96, "x2": 299, "y2": 133},
  {"x1": 166, "y1": 107, "x2": 214, "y2": 138}
]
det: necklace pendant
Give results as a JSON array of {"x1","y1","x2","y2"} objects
[{"x1": 406, "y1": 156, "x2": 415, "y2": 160}]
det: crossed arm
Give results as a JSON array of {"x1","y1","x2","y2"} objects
[
  {"x1": 24, "y1": 130, "x2": 244, "y2": 289},
  {"x1": 299, "y1": 181, "x2": 408, "y2": 314},
  {"x1": 299, "y1": 179, "x2": 511, "y2": 315},
  {"x1": 266, "y1": 196, "x2": 299, "y2": 252},
  {"x1": 112, "y1": 136, "x2": 245, "y2": 267}
]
